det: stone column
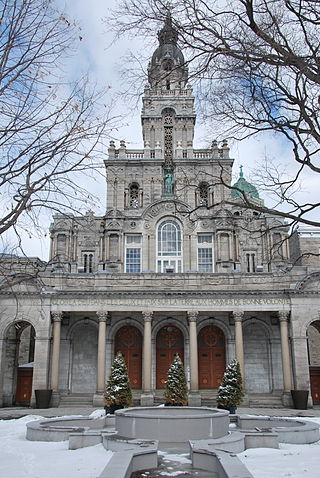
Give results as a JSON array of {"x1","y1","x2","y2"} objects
[
  {"x1": 188, "y1": 311, "x2": 201, "y2": 406},
  {"x1": 93, "y1": 311, "x2": 108, "y2": 406},
  {"x1": 141, "y1": 311, "x2": 153, "y2": 406},
  {"x1": 50, "y1": 312, "x2": 62, "y2": 392},
  {"x1": 96, "y1": 311, "x2": 108, "y2": 392},
  {"x1": 279, "y1": 311, "x2": 292, "y2": 394},
  {"x1": 234, "y1": 311, "x2": 245, "y2": 381}
]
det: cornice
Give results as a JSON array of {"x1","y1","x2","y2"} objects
[{"x1": 0, "y1": 288, "x2": 314, "y2": 298}]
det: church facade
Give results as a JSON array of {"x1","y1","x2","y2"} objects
[{"x1": 1, "y1": 18, "x2": 320, "y2": 408}]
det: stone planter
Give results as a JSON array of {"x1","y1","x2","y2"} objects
[
  {"x1": 291, "y1": 390, "x2": 309, "y2": 410},
  {"x1": 35, "y1": 389, "x2": 52, "y2": 409}
]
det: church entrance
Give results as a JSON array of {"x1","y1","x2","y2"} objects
[
  {"x1": 310, "y1": 368, "x2": 320, "y2": 405},
  {"x1": 198, "y1": 325, "x2": 226, "y2": 389},
  {"x1": 156, "y1": 325, "x2": 184, "y2": 388},
  {"x1": 115, "y1": 326, "x2": 142, "y2": 389},
  {"x1": 2, "y1": 321, "x2": 35, "y2": 406},
  {"x1": 307, "y1": 320, "x2": 320, "y2": 404},
  {"x1": 16, "y1": 367, "x2": 33, "y2": 405}
]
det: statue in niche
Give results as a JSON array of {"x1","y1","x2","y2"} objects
[{"x1": 164, "y1": 168, "x2": 175, "y2": 195}]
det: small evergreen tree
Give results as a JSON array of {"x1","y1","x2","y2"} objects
[
  {"x1": 104, "y1": 352, "x2": 132, "y2": 407},
  {"x1": 164, "y1": 354, "x2": 188, "y2": 406},
  {"x1": 217, "y1": 359, "x2": 244, "y2": 408}
]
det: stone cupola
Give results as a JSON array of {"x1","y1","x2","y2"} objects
[{"x1": 148, "y1": 14, "x2": 188, "y2": 89}]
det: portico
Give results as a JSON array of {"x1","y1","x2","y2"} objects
[{"x1": 47, "y1": 289, "x2": 293, "y2": 406}]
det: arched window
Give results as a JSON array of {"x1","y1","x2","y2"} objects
[
  {"x1": 198, "y1": 182, "x2": 209, "y2": 206},
  {"x1": 129, "y1": 183, "x2": 140, "y2": 208},
  {"x1": 157, "y1": 219, "x2": 182, "y2": 273}
]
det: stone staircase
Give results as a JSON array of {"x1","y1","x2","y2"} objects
[
  {"x1": 248, "y1": 393, "x2": 283, "y2": 408},
  {"x1": 59, "y1": 390, "x2": 141, "y2": 408},
  {"x1": 59, "y1": 393, "x2": 94, "y2": 407},
  {"x1": 199, "y1": 389, "x2": 218, "y2": 407},
  {"x1": 58, "y1": 390, "x2": 284, "y2": 409},
  {"x1": 154, "y1": 389, "x2": 165, "y2": 405},
  {"x1": 154, "y1": 389, "x2": 219, "y2": 407}
]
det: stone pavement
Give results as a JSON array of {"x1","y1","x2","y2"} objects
[{"x1": 0, "y1": 405, "x2": 320, "y2": 420}]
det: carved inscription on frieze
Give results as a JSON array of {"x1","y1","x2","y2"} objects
[{"x1": 52, "y1": 296, "x2": 290, "y2": 308}]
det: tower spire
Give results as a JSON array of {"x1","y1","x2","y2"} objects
[{"x1": 157, "y1": 13, "x2": 178, "y2": 46}]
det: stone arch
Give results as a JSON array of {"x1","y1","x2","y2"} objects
[
  {"x1": 0, "y1": 314, "x2": 38, "y2": 338},
  {"x1": 109, "y1": 317, "x2": 143, "y2": 342},
  {"x1": 2, "y1": 320, "x2": 36, "y2": 406},
  {"x1": 152, "y1": 316, "x2": 189, "y2": 342},
  {"x1": 243, "y1": 318, "x2": 272, "y2": 393},
  {"x1": 197, "y1": 317, "x2": 232, "y2": 342},
  {"x1": 307, "y1": 318, "x2": 320, "y2": 404},
  {"x1": 66, "y1": 317, "x2": 98, "y2": 339}
]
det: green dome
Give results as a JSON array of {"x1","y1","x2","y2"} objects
[{"x1": 231, "y1": 166, "x2": 260, "y2": 200}]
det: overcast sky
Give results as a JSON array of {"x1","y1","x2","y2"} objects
[{"x1": 5, "y1": 0, "x2": 317, "y2": 259}]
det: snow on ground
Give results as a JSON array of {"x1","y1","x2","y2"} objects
[
  {"x1": 1, "y1": 414, "x2": 320, "y2": 478},
  {"x1": 0, "y1": 415, "x2": 111, "y2": 478},
  {"x1": 237, "y1": 417, "x2": 320, "y2": 478}
]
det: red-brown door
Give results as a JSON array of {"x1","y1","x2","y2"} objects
[
  {"x1": 115, "y1": 326, "x2": 142, "y2": 388},
  {"x1": 156, "y1": 325, "x2": 184, "y2": 388},
  {"x1": 198, "y1": 325, "x2": 226, "y2": 388},
  {"x1": 16, "y1": 367, "x2": 33, "y2": 405},
  {"x1": 310, "y1": 367, "x2": 320, "y2": 405}
]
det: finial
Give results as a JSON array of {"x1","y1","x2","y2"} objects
[
  {"x1": 158, "y1": 9, "x2": 178, "y2": 46},
  {"x1": 239, "y1": 165, "x2": 244, "y2": 178}
]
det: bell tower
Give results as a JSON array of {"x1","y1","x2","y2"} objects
[{"x1": 141, "y1": 14, "x2": 196, "y2": 182}]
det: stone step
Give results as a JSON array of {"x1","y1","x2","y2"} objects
[
  {"x1": 59, "y1": 393, "x2": 94, "y2": 407},
  {"x1": 249, "y1": 394, "x2": 283, "y2": 408},
  {"x1": 201, "y1": 399, "x2": 218, "y2": 407},
  {"x1": 59, "y1": 392, "x2": 142, "y2": 408}
]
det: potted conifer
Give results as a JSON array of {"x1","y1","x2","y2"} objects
[
  {"x1": 217, "y1": 359, "x2": 244, "y2": 414},
  {"x1": 104, "y1": 352, "x2": 132, "y2": 414},
  {"x1": 164, "y1": 353, "x2": 188, "y2": 406}
]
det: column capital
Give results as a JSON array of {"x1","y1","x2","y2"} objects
[
  {"x1": 51, "y1": 312, "x2": 63, "y2": 322},
  {"x1": 278, "y1": 311, "x2": 290, "y2": 322},
  {"x1": 142, "y1": 310, "x2": 153, "y2": 323},
  {"x1": 187, "y1": 310, "x2": 199, "y2": 323},
  {"x1": 96, "y1": 311, "x2": 109, "y2": 323},
  {"x1": 233, "y1": 310, "x2": 244, "y2": 322}
]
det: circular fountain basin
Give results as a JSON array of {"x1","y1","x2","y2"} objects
[{"x1": 115, "y1": 406, "x2": 229, "y2": 442}]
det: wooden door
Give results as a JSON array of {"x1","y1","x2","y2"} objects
[
  {"x1": 16, "y1": 368, "x2": 33, "y2": 405},
  {"x1": 115, "y1": 326, "x2": 142, "y2": 389},
  {"x1": 198, "y1": 325, "x2": 226, "y2": 389},
  {"x1": 156, "y1": 325, "x2": 184, "y2": 388},
  {"x1": 310, "y1": 367, "x2": 320, "y2": 405}
]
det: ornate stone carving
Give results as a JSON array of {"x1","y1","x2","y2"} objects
[
  {"x1": 278, "y1": 311, "x2": 290, "y2": 322},
  {"x1": 187, "y1": 310, "x2": 198, "y2": 323},
  {"x1": 51, "y1": 312, "x2": 63, "y2": 322},
  {"x1": 233, "y1": 310, "x2": 244, "y2": 322},
  {"x1": 96, "y1": 311, "x2": 109, "y2": 323},
  {"x1": 296, "y1": 272, "x2": 320, "y2": 291},
  {"x1": 142, "y1": 311, "x2": 153, "y2": 323}
]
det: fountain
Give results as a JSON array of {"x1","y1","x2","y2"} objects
[
  {"x1": 26, "y1": 407, "x2": 320, "y2": 478},
  {"x1": 116, "y1": 406, "x2": 229, "y2": 441}
]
